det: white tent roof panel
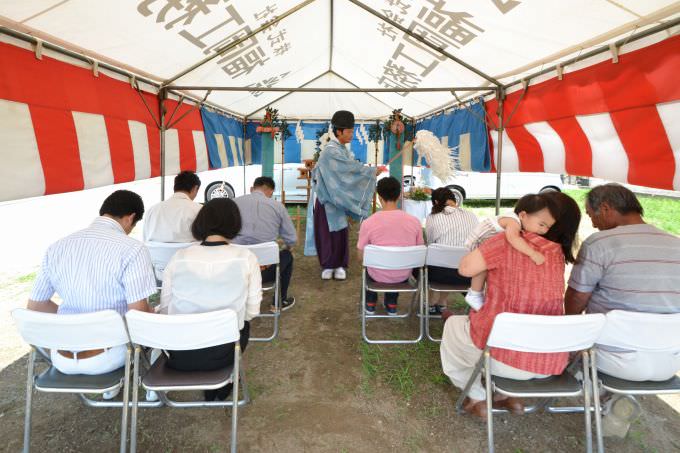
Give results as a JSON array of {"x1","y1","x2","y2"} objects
[
  {"x1": 250, "y1": 71, "x2": 394, "y2": 119},
  {"x1": 1, "y1": 0, "x2": 678, "y2": 119}
]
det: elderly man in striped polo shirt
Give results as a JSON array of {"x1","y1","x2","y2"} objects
[
  {"x1": 566, "y1": 183, "x2": 680, "y2": 435},
  {"x1": 28, "y1": 190, "x2": 157, "y2": 386}
]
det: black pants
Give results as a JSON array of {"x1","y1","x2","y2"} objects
[
  {"x1": 261, "y1": 249, "x2": 294, "y2": 300},
  {"x1": 365, "y1": 275, "x2": 408, "y2": 308},
  {"x1": 426, "y1": 266, "x2": 471, "y2": 287},
  {"x1": 166, "y1": 321, "x2": 250, "y2": 372}
]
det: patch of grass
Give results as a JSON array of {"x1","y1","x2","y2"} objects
[
  {"x1": 464, "y1": 199, "x2": 516, "y2": 209},
  {"x1": 359, "y1": 340, "x2": 445, "y2": 401},
  {"x1": 628, "y1": 428, "x2": 659, "y2": 453},
  {"x1": 16, "y1": 272, "x2": 37, "y2": 283},
  {"x1": 0, "y1": 272, "x2": 38, "y2": 289},
  {"x1": 404, "y1": 433, "x2": 425, "y2": 452}
]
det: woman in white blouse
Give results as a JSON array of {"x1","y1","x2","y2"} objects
[
  {"x1": 425, "y1": 187, "x2": 479, "y2": 315},
  {"x1": 158, "y1": 197, "x2": 261, "y2": 400}
]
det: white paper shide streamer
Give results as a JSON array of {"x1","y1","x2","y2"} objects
[
  {"x1": 414, "y1": 130, "x2": 458, "y2": 182},
  {"x1": 295, "y1": 121, "x2": 304, "y2": 143}
]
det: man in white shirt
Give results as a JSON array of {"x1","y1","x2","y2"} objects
[
  {"x1": 144, "y1": 171, "x2": 202, "y2": 243},
  {"x1": 28, "y1": 190, "x2": 157, "y2": 390}
]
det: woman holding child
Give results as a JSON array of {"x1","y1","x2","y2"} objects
[{"x1": 440, "y1": 192, "x2": 581, "y2": 418}]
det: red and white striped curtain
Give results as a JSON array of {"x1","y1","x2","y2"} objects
[
  {"x1": 0, "y1": 41, "x2": 208, "y2": 202},
  {"x1": 486, "y1": 35, "x2": 680, "y2": 191}
]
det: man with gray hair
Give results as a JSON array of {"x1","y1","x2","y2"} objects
[{"x1": 565, "y1": 183, "x2": 680, "y2": 435}]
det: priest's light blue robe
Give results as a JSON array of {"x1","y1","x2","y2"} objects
[{"x1": 304, "y1": 137, "x2": 377, "y2": 256}]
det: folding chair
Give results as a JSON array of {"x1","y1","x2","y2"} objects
[
  {"x1": 361, "y1": 245, "x2": 427, "y2": 344},
  {"x1": 125, "y1": 309, "x2": 249, "y2": 453},
  {"x1": 12, "y1": 309, "x2": 133, "y2": 453},
  {"x1": 424, "y1": 244, "x2": 469, "y2": 342},
  {"x1": 591, "y1": 310, "x2": 680, "y2": 453},
  {"x1": 145, "y1": 241, "x2": 195, "y2": 286},
  {"x1": 238, "y1": 241, "x2": 280, "y2": 342},
  {"x1": 455, "y1": 312, "x2": 606, "y2": 453}
]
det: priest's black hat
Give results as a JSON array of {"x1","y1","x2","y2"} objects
[{"x1": 331, "y1": 110, "x2": 355, "y2": 129}]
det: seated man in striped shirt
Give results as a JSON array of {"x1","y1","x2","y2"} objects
[
  {"x1": 27, "y1": 190, "x2": 157, "y2": 385},
  {"x1": 566, "y1": 184, "x2": 680, "y2": 435}
]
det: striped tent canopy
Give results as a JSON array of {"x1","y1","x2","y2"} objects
[{"x1": 1, "y1": 0, "x2": 679, "y2": 200}]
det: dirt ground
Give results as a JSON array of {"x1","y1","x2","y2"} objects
[{"x1": 1, "y1": 223, "x2": 680, "y2": 453}]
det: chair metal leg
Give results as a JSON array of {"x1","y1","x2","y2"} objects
[
  {"x1": 361, "y1": 268, "x2": 369, "y2": 343},
  {"x1": 120, "y1": 347, "x2": 132, "y2": 453},
  {"x1": 238, "y1": 356, "x2": 250, "y2": 405},
  {"x1": 590, "y1": 350, "x2": 604, "y2": 453},
  {"x1": 582, "y1": 351, "x2": 594, "y2": 453},
  {"x1": 362, "y1": 267, "x2": 424, "y2": 344},
  {"x1": 485, "y1": 351, "x2": 495, "y2": 453},
  {"x1": 23, "y1": 348, "x2": 35, "y2": 453},
  {"x1": 416, "y1": 268, "x2": 424, "y2": 343},
  {"x1": 251, "y1": 267, "x2": 280, "y2": 342},
  {"x1": 231, "y1": 345, "x2": 240, "y2": 453},
  {"x1": 130, "y1": 347, "x2": 141, "y2": 453},
  {"x1": 455, "y1": 354, "x2": 486, "y2": 414}
]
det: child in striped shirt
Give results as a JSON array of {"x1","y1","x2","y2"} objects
[{"x1": 463, "y1": 194, "x2": 556, "y2": 310}]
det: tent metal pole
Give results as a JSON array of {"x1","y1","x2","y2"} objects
[
  {"x1": 494, "y1": 88, "x2": 505, "y2": 215},
  {"x1": 161, "y1": 0, "x2": 318, "y2": 88},
  {"x1": 345, "y1": 0, "x2": 501, "y2": 87},
  {"x1": 285, "y1": 118, "x2": 386, "y2": 122},
  {"x1": 160, "y1": 89, "x2": 167, "y2": 201},
  {"x1": 416, "y1": 16, "x2": 680, "y2": 121},
  {"x1": 329, "y1": 0, "x2": 334, "y2": 70},
  {"x1": 243, "y1": 71, "x2": 332, "y2": 118},
  {"x1": 410, "y1": 118, "x2": 415, "y2": 182},
  {"x1": 166, "y1": 91, "x2": 212, "y2": 129},
  {"x1": 0, "y1": 26, "x2": 243, "y2": 122},
  {"x1": 372, "y1": 120, "x2": 379, "y2": 214},
  {"x1": 332, "y1": 71, "x2": 396, "y2": 113},
  {"x1": 169, "y1": 86, "x2": 490, "y2": 92},
  {"x1": 503, "y1": 14, "x2": 680, "y2": 91},
  {"x1": 415, "y1": 89, "x2": 496, "y2": 121},
  {"x1": 243, "y1": 117, "x2": 248, "y2": 196},
  {"x1": 0, "y1": 25, "x2": 160, "y2": 87}
]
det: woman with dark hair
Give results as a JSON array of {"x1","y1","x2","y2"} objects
[
  {"x1": 440, "y1": 192, "x2": 581, "y2": 418},
  {"x1": 157, "y1": 198, "x2": 261, "y2": 401},
  {"x1": 424, "y1": 187, "x2": 479, "y2": 314}
]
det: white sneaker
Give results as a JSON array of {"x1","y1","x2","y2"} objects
[
  {"x1": 146, "y1": 390, "x2": 159, "y2": 402},
  {"x1": 333, "y1": 268, "x2": 346, "y2": 280},
  {"x1": 464, "y1": 289, "x2": 485, "y2": 311},
  {"x1": 103, "y1": 388, "x2": 120, "y2": 400},
  {"x1": 321, "y1": 269, "x2": 334, "y2": 280}
]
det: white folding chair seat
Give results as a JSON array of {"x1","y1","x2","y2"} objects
[
  {"x1": 424, "y1": 244, "x2": 469, "y2": 342},
  {"x1": 591, "y1": 310, "x2": 680, "y2": 453},
  {"x1": 12, "y1": 309, "x2": 133, "y2": 453},
  {"x1": 145, "y1": 241, "x2": 195, "y2": 285},
  {"x1": 236, "y1": 242, "x2": 281, "y2": 342},
  {"x1": 455, "y1": 312, "x2": 606, "y2": 453},
  {"x1": 125, "y1": 309, "x2": 248, "y2": 453},
  {"x1": 361, "y1": 245, "x2": 427, "y2": 344}
]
